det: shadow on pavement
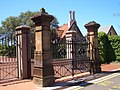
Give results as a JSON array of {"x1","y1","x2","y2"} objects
[{"x1": 50, "y1": 70, "x2": 120, "y2": 90}]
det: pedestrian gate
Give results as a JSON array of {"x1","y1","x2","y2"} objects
[{"x1": 0, "y1": 34, "x2": 18, "y2": 82}]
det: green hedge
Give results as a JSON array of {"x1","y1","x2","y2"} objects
[
  {"x1": 98, "y1": 32, "x2": 107, "y2": 63},
  {"x1": 108, "y1": 35, "x2": 120, "y2": 62},
  {"x1": 98, "y1": 32, "x2": 116, "y2": 63}
]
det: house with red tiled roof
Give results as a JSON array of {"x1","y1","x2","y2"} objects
[{"x1": 56, "y1": 11, "x2": 83, "y2": 40}]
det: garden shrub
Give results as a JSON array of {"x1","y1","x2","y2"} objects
[
  {"x1": 108, "y1": 35, "x2": 120, "y2": 62},
  {"x1": 98, "y1": 32, "x2": 116, "y2": 63},
  {"x1": 98, "y1": 32, "x2": 108, "y2": 63}
]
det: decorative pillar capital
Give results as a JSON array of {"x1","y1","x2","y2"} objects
[
  {"x1": 16, "y1": 25, "x2": 30, "y2": 31},
  {"x1": 16, "y1": 25, "x2": 31, "y2": 34},
  {"x1": 84, "y1": 21, "x2": 100, "y2": 33},
  {"x1": 31, "y1": 8, "x2": 54, "y2": 26},
  {"x1": 16, "y1": 25, "x2": 31, "y2": 30}
]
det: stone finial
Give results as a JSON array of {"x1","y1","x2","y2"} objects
[
  {"x1": 39, "y1": 8, "x2": 48, "y2": 15},
  {"x1": 40, "y1": 8, "x2": 45, "y2": 13}
]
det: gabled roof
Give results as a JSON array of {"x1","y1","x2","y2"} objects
[
  {"x1": 57, "y1": 24, "x2": 68, "y2": 38},
  {"x1": 56, "y1": 21, "x2": 83, "y2": 38},
  {"x1": 98, "y1": 25, "x2": 112, "y2": 34},
  {"x1": 56, "y1": 11, "x2": 84, "y2": 38},
  {"x1": 68, "y1": 21, "x2": 83, "y2": 37}
]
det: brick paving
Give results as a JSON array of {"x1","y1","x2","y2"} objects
[
  {"x1": 0, "y1": 63, "x2": 120, "y2": 90},
  {"x1": 101, "y1": 62, "x2": 120, "y2": 71}
]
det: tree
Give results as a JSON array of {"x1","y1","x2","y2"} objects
[
  {"x1": 0, "y1": 16, "x2": 20, "y2": 35},
  {"x1": 98, "y1": 32, "x2": 108, "y2": 63},
  {"x1": 50, "y1": 16, "x2": 59, "y2": 29},
  {"x1": 0, "y1": 11, "x2": 39, "y2": 36},
  {"x1": 0, "y1": 9, "x2": 59, "y2": 58},
  {"x1": 0, "y1": 10, "x2": 59, "y2": 36},
  {"x1": 98, "y1": 32, "x2": 116, "y2": 63},
  {"x1": 19, "y1": 11, "x2": 39, "y2": 32}
]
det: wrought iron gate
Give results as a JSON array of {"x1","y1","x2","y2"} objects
[
  {"x1": 52, "y1": 37, "x2": 90, "y2": 78},
  {"x1": 0, "y1": 34, "x2": 18, "y2": 82}
]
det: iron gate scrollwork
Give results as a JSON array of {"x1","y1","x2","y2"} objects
[{"x1": 52, "y1": 37, "x2": 90, "y2": 79}]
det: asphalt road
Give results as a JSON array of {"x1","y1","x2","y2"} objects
[{"x1": 73, "y1": 72, "x2": 120, "y2": 90}]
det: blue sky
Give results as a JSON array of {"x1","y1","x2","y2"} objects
[{"x1": 0, "y1": 0, "x2": 120, "y2": 35}]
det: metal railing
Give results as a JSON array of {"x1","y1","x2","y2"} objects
[{"x1": 0, "y1": 34, "x2": 18, "y2": 81}]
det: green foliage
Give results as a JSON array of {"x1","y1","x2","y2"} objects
[
  {"x1": 108, "y1": 35, "x2": 120, "y2": 62},
  {"x1": 0, "y1": 16, "x2": 20, "y2": 35},
  {"x1": 98, "y1": 32, "x2": 116, "y2": 63},
  {"x1": 0, "y1": 10, "x2": 59, "y2": 36},
  {"x1": 0, "y1": 9, "x2": 59, "y2": 60},
  {"x1": 98, "y1": 32, "x2": 108, "y2": 63},
  {"x1": 50, "y1": 16, "x2": 59, "y2": 29},
  {"x1": 0, "y1": 44, "x2": 16, "y2": 57},
  {"x1": 0, "y1": 11, "x2": 39, "y2": 35},
  {"x1": 52, "y1": 41, "x2": 66, "y2": 59},
  {"x1": 0, "y1": 8, "x2": 59, "y2": 59}
]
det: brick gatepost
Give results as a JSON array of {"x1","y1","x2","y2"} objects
[
  {"x1": 84, "y1": 21, "x2": 101, "y2": 74},
  {"x1": 31, "y1": 8, "x2": 55, "y2": 87}
]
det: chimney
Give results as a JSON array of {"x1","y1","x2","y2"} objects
[
  {"x1": 68, "y1": 11, "x2": 76, "y2": 29},
  {"x1": 73, "y1": 11, "x2": 75, "y2": 21},
  {"x1": 68, "y1": 11, "x2": 72, "y2": 28}
]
